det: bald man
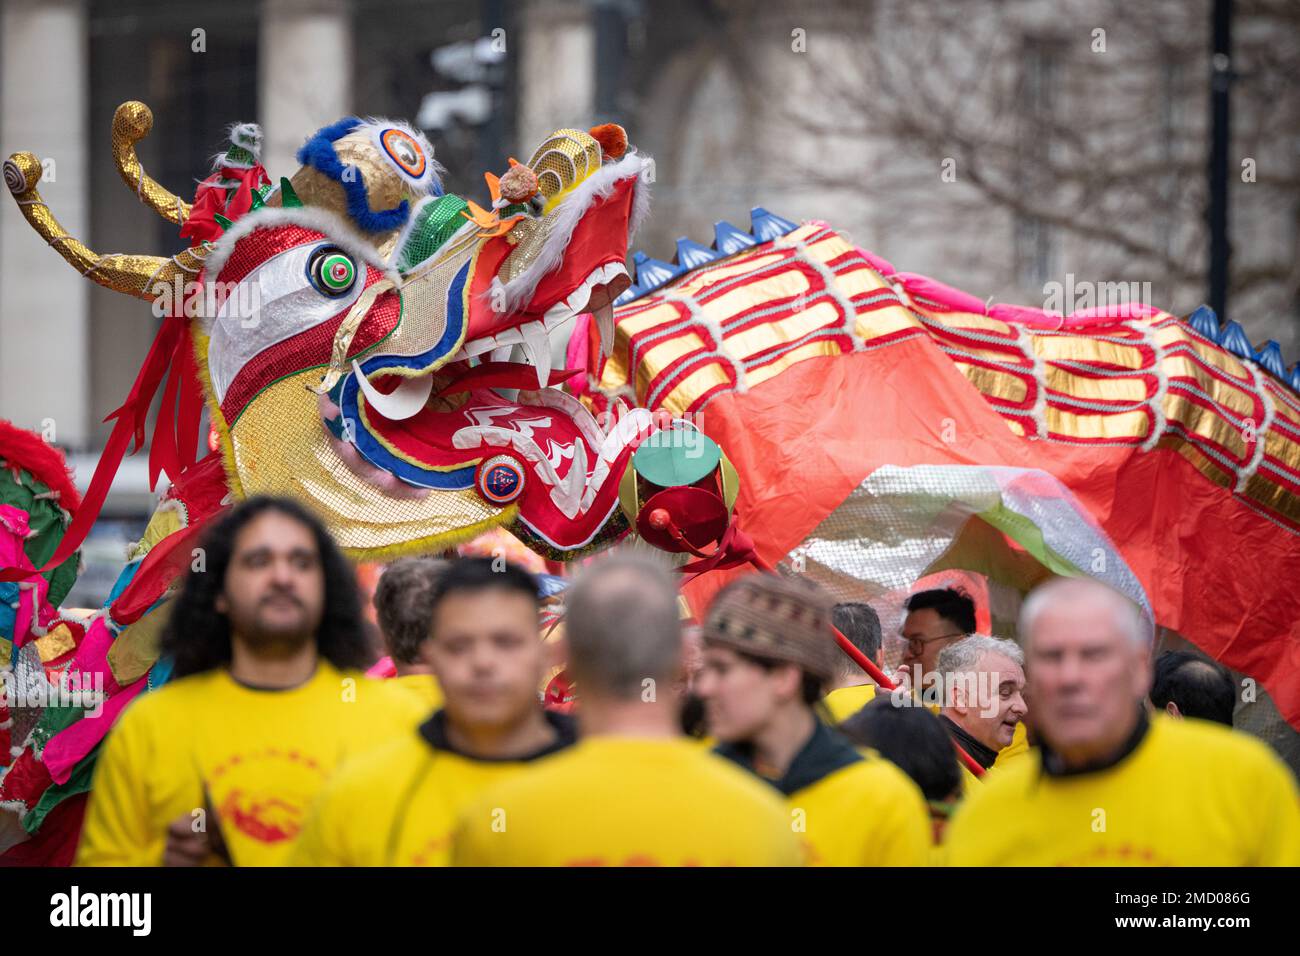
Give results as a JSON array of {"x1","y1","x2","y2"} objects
[
  {"x1": 1150, "y1": 651, "x2": 1235, "y2": 725},
  {"x1": 945, "y1": 577, "x2": 1300, "y2": 866}
]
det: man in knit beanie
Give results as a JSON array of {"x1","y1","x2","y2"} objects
[{"x1": 697, "y1": 573, "x2": 934, "y2": 865}]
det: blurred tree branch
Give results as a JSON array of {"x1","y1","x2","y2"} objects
[{"x1": 754, "y1": 0, "x2": 1298, "y2": 328}]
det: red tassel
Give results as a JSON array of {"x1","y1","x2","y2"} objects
[
  {"x1": 110, "y1": 517, "x2": 213, "y2": 624},
  {"x1": 176, "y1": 325, "x2": 204, "y2": 472},
  {"x1": 0, "y1": 316, "x2": 190, "y2": 581}
]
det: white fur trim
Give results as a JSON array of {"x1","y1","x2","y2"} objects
[
  {"x1": 593, "y1": 380, "x2": 639, "y2": 409},
  {"x1": 87, "y1": 606, "x2": 124, "y2": 636},
  {"x1": 358, "y1": 117, "x2": 446, "y2": 196},
  {"x1": 495, "y1": 152, "x2": 651, "y2": 317},
  {"x1": 202, "y1": 205, "x2": 399, "y2": 286},
  {"x1": 628, "y1": 155, "x2": 652, "y2": 242},
  {"x1": 1016, "y1": 323, "x2": 1048, "y2": 440},
  {"x1": 645, "y1": 289, "x2": 747, "y2": 410},
  {"x1": 391, "y1": 194, "x2": 438, "y2": 268},
  {"x1": 786, "y1": 230, "x2": 862, "y2": 351}
]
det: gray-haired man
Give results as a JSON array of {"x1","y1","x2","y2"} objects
[{"x1": 936, "y1": 635, "x2": 1027, "y2": 774}]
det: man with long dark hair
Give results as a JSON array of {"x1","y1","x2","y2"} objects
[{"x1": 76, "y1": 496, "x2": 422, "y2": 866}]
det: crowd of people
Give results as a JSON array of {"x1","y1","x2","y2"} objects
[{"x1": 74, "y1": 495, "x2": 1300, "y2": 867}]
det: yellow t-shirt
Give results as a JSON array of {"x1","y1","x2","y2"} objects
[
  {"x1": 716, "y1": 720, "x2": 932, "y2": 866},
  {"x1": 824, "y1": 683, "x2": 878, "y2": 723},
  {"x1": 945, "y1": 715, "x2": 1300, "y2": 866},
  {"x1": 292, "y1": 710, "x2": 575, "y2": 866},
  {"x1": 386, "y1": 672, "x2": 444, "y2": 713},
  {"x1": 946, "y1": 717, "x2": 1026, "y2": 793},
  {"x1": 994, "y1": 721, "x2": 1029, "y2": 766},
  {"x1": 76, "y1": 663, "x2": 421, "y2": 867},
  {"x1": 791, "y1": 759, "x2": 933, "y2": 866},
  {"x1": 955, "y1": 720, "x2": 1030, "y2": 793},
  {"x1": 453, "y1": 736, "x2": 803, "y2": 866}
]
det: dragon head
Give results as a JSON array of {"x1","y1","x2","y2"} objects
[
  {"x1": 303, "y1": 124, "x2": 653, "y2": 557},
  {"x1": 6, "y1": 105, "x2": 655, "y2": 560}
]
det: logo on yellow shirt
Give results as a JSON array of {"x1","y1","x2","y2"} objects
[
  {"x1": 1055, "y1": 843, "x2": 1176, "y2": 866},
  {"x1": 209, "y1": 748, "x2": 328, "y2": 844}
]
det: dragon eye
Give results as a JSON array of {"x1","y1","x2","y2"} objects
[
  {"x1": 308, "y1": 246, "x2": 357, "y2": 298},
  {"x1": 380, "y1": 128, "x2": 427, "y2": 179}
]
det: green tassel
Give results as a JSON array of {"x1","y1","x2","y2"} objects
[
  {"x1": 213, "y1": 213, "x2": 233, "y2": 231},
  {"x1": 249, "y1": 189, "x2": 264, "y2": 211},
  {"x1": 280, "y1": 176, "x2": 303, "y2": 208}
]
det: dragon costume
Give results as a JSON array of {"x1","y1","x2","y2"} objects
[{"x1": 2, "y1": 100, "x2": 1298, "y2": 861}]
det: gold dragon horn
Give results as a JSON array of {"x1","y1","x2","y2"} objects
[
  {"x1": 112, "y1": 100, "x2": 193, "y2": 227},
  {"x1": 4, "y1": 151, "x2": 207, "y2": 301}
]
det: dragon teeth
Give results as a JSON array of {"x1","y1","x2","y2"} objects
[
  {"x1": 566, "y1": 282, "x2": 593, "y2": 316},
  {"x1": 518, "y1": 320, "x2": 552, "y2": 390},
  {"x1": 461, "y1": 336, "x2": 500, "y2": 359},
  {"x1": 352, "y1": 360, "x2": 433, "y2": 422},
  {"x1": 544, "y1": 302, "x2": 574, "y2": 330},
  {"x1": 593, "y1": 300, "x2": 616, "y2": 358},
  {"x1": 451, "y1": 262, "x2": 629, "y2": 377}
]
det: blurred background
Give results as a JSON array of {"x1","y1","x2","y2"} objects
[{"x1": 0, "y1": 0, "x2": 1297, "y2": 605}]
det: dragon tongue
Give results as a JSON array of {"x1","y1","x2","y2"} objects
[
  {"x1": 593, "y1": 300, "x2": 616, "y2": 358},
  {"x1": 518, "y1": 320, "x2": 552, "y2": 390}
]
